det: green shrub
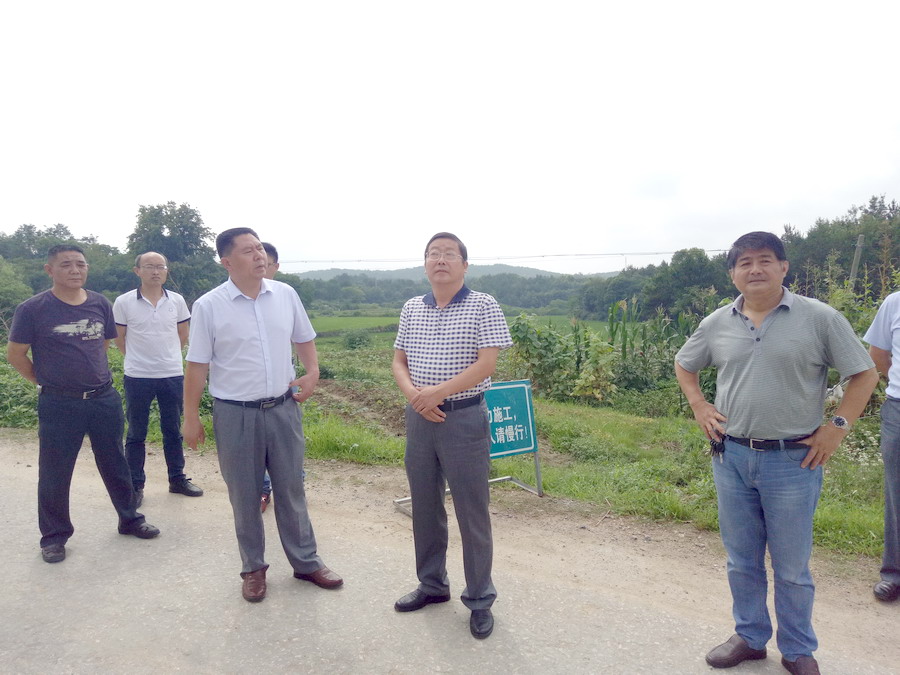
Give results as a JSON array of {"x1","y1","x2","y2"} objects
[{"x1": 343, "y1": 329, "x2": 373, "y2": 350}]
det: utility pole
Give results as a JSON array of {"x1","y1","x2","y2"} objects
[{"x1": 849, "y1": 234, "x2": 865, "y2": 288}]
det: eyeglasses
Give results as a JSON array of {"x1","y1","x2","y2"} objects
[
  {"x1": 140, "y1": 265, "x2": 168, "y2": 271},
  {"x1": 426, "y1": 251, "x2": 463, "y2": 262}
]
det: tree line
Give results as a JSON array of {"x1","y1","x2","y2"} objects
[{"x1": 1, "y1": 196, "x2": 897, "y2": 332}]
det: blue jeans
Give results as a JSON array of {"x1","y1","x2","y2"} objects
[
  {"x1": 713, "y1": 438, "x2": 823, "y2": 661},
  {"x1": 881, "y1": 397, "x2": 900, "y2": 585},
  {"x1": 124, "y1": 375, "x2": 186, "y2": 489},
  {"x1": 37, "y1": 387, "x2": 144, "y2": 547}
]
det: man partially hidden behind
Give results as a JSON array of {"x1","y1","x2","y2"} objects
[
  {"x1": 113, "y1": 251, "x2": 203, "y2": 507},
  {"x1": 675, "y1": 231, "x2": 878, "y2": 675},
  {"x1": 7, "y1": 244, "x2": 161, "y2": 564},
  {"x1": 863, "y1": 290, "x2": 900, "y2": 603},
  {"x1": 392, "y1": 232, "x2": 512, "y2": 640},
  {"x1": 182, "y1": 227, "x2": 342, "y2": 602},
  {"x1": 258, "y1": 241, "x2": 280, "y2": 512}
]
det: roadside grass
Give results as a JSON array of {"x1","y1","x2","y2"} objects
[{"x1": 302, "y1": 402, "x2": 405, "y2": 464}]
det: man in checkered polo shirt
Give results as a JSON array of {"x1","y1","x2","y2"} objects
[{"x1": 392, "y1": 232, "x2": 512, "y2": 640}]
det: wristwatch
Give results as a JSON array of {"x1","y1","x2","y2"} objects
[{"x1": 830, "y1": 415, "x2": 850, "y2": 431}]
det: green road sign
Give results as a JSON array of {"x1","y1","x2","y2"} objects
[{"x1": 485, "y1": 380, "x2": 537, "y2": 458}]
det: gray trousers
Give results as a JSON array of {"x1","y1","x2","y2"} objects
[
  {"x1": 213, "y1": 399, "x2": 322, "y2": 575},
  {"x1": 404, "y1": 402, "x2": 496, "y2": 610}
]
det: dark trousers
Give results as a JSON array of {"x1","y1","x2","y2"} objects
[
  {"x1": 124, "y1": 375, "x2": 186, "y2": 489},
  {"x1": 37, "y1": 387, "x2": 143, "y2": 547},
  {"x1": 404, "y1": 402, "x2": 496, "y2": 610}
]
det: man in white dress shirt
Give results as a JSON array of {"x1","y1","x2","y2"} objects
[{"x1": 182, "y1": 227, "x2": 342, "y2": 602}]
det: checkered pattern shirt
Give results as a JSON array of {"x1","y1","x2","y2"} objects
[{"x1": 394, "y1": 285, "x2": 512, "y2": 401}]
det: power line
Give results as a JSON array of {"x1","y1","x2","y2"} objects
[{"x1": 278, "y1": 249, "x2": 730, "y2": 266}]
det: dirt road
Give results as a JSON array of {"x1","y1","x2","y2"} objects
[{"x1": 1, "y1": 428, "x2": 896, "y2": 674}]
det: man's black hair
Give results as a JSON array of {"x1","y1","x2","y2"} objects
[
  {"x1": 424, "y1": 232, "x2": 468, "y2": 262},
  {"x1": 262, "y1": 242, "x2": 278, "y2": 262},
  {"x1": 726, "y1": 231, "x2": 787, "y2": 269},
  {"x1": 47, "y1": 244, "x2": 85, "y2": 261},
  {"x1": 216, "y1": 227, "x2": 260, "y2": 258}
]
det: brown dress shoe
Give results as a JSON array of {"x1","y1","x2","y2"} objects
[
  {"x1": 242, "y1": 568, "x2": 267, "y2": 602},
  {"x1": 705, "y1": 634, "x2": 767, "y2": 668},
  {"x1": 293, "y1": 566, "x2": 343, "y2": 589},
  {"x1": 781, "y1": 655, "x2": 820, "y2": 674}
]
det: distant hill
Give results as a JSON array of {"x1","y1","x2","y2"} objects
[{"x1": 293, "y1": 264, "x2": 615, "y2": 281}]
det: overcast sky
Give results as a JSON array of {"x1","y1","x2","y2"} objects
[{"x1": 2, "y1": 1, "x2": 898, "y2": 275}]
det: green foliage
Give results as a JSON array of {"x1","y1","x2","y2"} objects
[
  {"x1": 509, "y1": 314, "x2": 616, "y2": 403},
  {"x1": 343, "y1": 329, "x2": 373, "y2": 350},
  {"x1": 127, "y1": 202, "x2": 215, "y2": 262},
  {"x1": 0, "y1": 359, "x2": 39, "y2": 427},
  {"x1": 0, "y1": 257, "x2": 36, "y2": 336}
]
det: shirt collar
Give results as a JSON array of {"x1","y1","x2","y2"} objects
[
  {"x1": 226, "y1": 277, "x2": 273, "y2": 300},
  {"x1": 423, "y1": 284, "x2": 471, "y2": 307},
  {"x1": 136, "y1": 287, "x2": 169, "y2": 301},
  {"x1": 731, "y1": 286, "x2": 794, "y2": 314}
]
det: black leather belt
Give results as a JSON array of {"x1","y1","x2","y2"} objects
[
  {"x1": 217, "y1": 389, "x2": 294, "y2": 410},
  {"x1": 438, "y1": 393, "x2": 484, "y2": 412},
  {"x1": 39, "y1": 381, "x2": 113, "y2": 400},
  {"x1": 726, "y1": 435, "x2": 810, "y2": 451}
]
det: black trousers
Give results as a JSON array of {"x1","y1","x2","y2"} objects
[{"x1": 37, "y1": 387, "x2": 144, "y2": 547}]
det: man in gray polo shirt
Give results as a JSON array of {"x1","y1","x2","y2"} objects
[
  {"x1": 392, "y1": 232, "x2": 512, "y2": 640},
  {"x1": 676, "y1": 231, "x2": 877, "y2": 675},
  {"x1": 183, "y1": 227, "x2": 342, "y2": 602}
]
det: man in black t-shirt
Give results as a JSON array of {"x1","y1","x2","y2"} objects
[{"x1": 7, "y1": 245, "x2": 161, "y2": 564}]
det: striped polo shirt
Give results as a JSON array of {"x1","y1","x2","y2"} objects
[{"x1": 394, "y1": 285, "x2": 513, "y2": 402}]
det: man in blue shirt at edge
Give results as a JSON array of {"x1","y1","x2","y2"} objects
[
  {"x1": 392, "y1": 232, "x2": 513, "y2": 640},
  {"x1": 675, "y1": 231, "x2": 878, "y2": 675},
  {"x1": 863, "y1": 291, "x2": 900, "y2": 603}
]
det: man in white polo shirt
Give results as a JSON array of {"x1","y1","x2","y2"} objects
[
  {"x1": 183, "y1": 227, "x2": 342, "y2": 602},
  {"x1": 113, "y1": 252, "x2": 202, "y2": 506}
]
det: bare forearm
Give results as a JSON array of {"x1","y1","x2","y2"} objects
[
  {"x1": 6, "y1": 343, "x2": 36, "y2": 384},
  {"x1": 429, "y1": 352, "x2": 498, "y2": 400},
  {"x1": 834, "y1": 367, "x2": 879, "y2": 424},
  {"x1": 293, "y1": 340, "x2": 320, "y2": 377},
  {"x1": 675, "y1": 362, "x2": 708, "y2": 407},
  {"x1": 183, "y1": 361, "x2": 209, "y2": 419},
  {"x1": 869, "y1": 346, "x2": 892, "y2": 381}
]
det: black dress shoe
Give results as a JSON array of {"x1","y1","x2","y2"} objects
[
  {"x1": 394, "y1": 589, "x2": 451, "y2": 612},
  {"x1": 118, "y1": 521, "x2": 161, "y2": 539},
  {"x1": 41, "y1": 544, "x2": 66, "y2": 563},
  {"x1": 873, "y1": 580, "x2": 900, "y2": 602},
  {"x1": 705, "y1": 634, "x2": 767, "y2": 668},
  {"x1": 470, "y1": 609, "x2": 494, "y2": 639},
  {"x1": 781, "y1": 655, "x2": 820, "y2": 674},
  {"x1": 169, "y1": 478, "x2": 203, "y2": 497}
]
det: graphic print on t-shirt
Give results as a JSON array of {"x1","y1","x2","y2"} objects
[{"x1": 52, "y1": 319, "x2": 105, "y2": 340}]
